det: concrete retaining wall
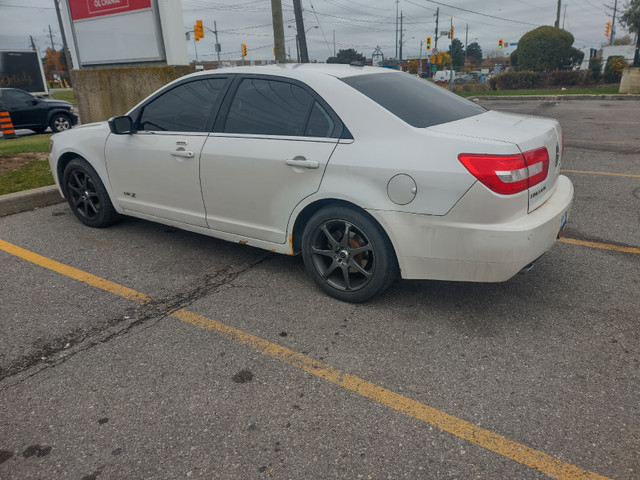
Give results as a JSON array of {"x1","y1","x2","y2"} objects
[
  {"x1": 619, "y1": 67, "x2": 640, "y2": 94},
  {"x1": 71, "y1": 65, "x2": 195, "y2": 124}
]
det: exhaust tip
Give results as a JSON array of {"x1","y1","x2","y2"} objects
[{"x1": 519, "y1": 262, "x2": 536, "y2": 273}]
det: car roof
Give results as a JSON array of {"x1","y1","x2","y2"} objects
[{"x1": 186, "y1": 63, "x2": 401, "y2": 81}]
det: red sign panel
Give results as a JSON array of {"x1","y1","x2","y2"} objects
[{"x1": 69, "y1": 0, "x2": 152, "y2": 21}]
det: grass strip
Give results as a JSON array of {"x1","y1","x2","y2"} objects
[
  {"x1": 458, "y1": 86, "x2": 623, "y2": 97},
  {"x1": 0, "y1": 159, "x2": 54, "y2": 195},
  {"x1": 0, "y1": 134, "x2": 53, "y2": 155}
]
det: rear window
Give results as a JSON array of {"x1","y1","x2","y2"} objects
[{"x1": 341, "y1": 72, "x2": 485, "y2": 128}]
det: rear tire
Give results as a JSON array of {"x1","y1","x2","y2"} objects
[
  {"x1": 62, "y1": 158, "x2": 120, "y2": 228},
  {"x1": 301, "y1": 206, "x2": 398, "y2": 303}
]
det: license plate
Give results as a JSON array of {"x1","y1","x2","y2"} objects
[{"x1": 557, "y1": 211, "x2": 568, "y2": 239}]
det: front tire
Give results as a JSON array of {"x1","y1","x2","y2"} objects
[
  {"x1": 301, "y1": 206, "x2": 398, "y2": 303},
  {"x1": 50, "y1": 114, "x2": 72, "y2": 133},
  {"x1": 62, "y1": 158, "x2": 120, "y2": 228}
]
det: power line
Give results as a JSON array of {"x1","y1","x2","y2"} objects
[{"x1": 420, "y1": 0, "x2": 538, "y2": 26}]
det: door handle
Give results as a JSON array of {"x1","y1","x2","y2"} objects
[
  {"x1": 285, "y1": 159, "x2": 319, "y2": 169},
  {"x1": 170, "y1": 150, "x2": 195, "y2": 158}
]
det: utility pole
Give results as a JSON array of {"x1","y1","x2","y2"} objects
[
  {"x1": 213, "y1": 21, "x2": 221, "y2": 66},
  {"x1": 333, "y1": 30, "x2": 336, "y2": 57},
  {"x1": 419, "y1": 40, "x2": 423, "y2": 77},
  {"x1": 30, "y1": 35, "x2": 37, "y2": 51},
  {"x1": 399, "y1": 11, "x2": 403, "y2": 62},
  {"x1": 395, "y1": 0, "x2": 399, "y2": 59},
  {"x1": 554, "y1": 0, "x2": 561, "y2": 28},
  {"x1": 48, "y1": 25, "x2": 55, "y2": 50},
  {"x1": 434, "y1": 7, "x2": 439, "y2": 50},
  {"x1": 292, "y1": 0, "x2": 309, "y2": 62},
  {"x1": 271, "y1": 0, "x2": 286, "y2": 63},
  {"x1": 610, "y1": 0, "x2": 618, "y2": 45},
  {"x1": 464, "y1": 24, "x2": 468, "y2": 68},
  {"x1": 449, "y1": 18, "x2": 454, "y2": 91}
]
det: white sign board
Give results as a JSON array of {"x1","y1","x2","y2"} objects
[{"x1": 62, "y1": 0, "x2": 188, "y2": 67}]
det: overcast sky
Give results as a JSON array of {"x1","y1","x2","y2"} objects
[{"x1": 0, "y1": 0, "x2": 627, "y2": 63}]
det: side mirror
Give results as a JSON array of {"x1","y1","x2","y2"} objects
[{"x1": 108, "y1": 115, "x2": 135, "y2": 134}]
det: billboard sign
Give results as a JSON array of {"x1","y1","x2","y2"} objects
[
  {"x1": 69, "y1": 0, "x2": 151, "y2": 20},
  {"x1": 66, "y1": 0, "x2": 165, "y2": 66},
  {"x1": 0, "y1": 50, "x2": 47, "y2": 94}
]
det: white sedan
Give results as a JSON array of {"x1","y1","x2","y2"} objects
[{"x1": 49, "y1": 64, "x2": 573, "y2": 302}]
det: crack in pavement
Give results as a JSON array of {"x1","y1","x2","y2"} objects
[{"x1": 0, "y1": 252, "x2": 274, "y2": 389}]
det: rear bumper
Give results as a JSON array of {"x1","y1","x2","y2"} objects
[{"x1": 369, "y1": 175, "x2": 574, "y2": 282}]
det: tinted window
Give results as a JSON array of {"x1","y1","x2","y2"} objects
[
  {"x1": 224, "y1": 78, "x2": 313, "y2": 136},
  {"x1": 305, "y1": 102, "x2": 334, "y2": 137},
  {"x1": 139, "y1": 78, "x2": 227, "y2": 132},
  {"x1": 341, "y1": 72, "x2": 485, "y2": 128},
  {"x1": 3, "y1": 89, "x2": 34, "y2": 107}
]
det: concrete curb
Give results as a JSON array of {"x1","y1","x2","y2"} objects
[{"x1": 0, "y1": 185, "x2": 65, "y2": 217}]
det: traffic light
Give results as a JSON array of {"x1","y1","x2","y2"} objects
[
  {"x1": 242, "y1": 43, "x2": 247, "y2": 57},
  {"x1": 426, "y1": 36, "x2": 431, "y2": 49},
  {"x1": 194, "y1": 20, "x2": 203, "y2": 41},
  {"x1": 449, "y1": 26, "x2": 454, "y2": 39},
  {"x1": 498, "y1": 39, "x2": 503, "y2": 49},
  {"x1": 605, "y1": 21, "x2": 611, "y2": 37},
  {"x1": 273, "y1": 46, "x2": 276, "y2": 57}
]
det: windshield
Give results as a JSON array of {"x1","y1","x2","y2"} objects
[{"x1": 341, "y1": 72, "x2": 486, "y2": 128}]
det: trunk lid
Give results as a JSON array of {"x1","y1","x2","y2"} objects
[{"x1": 430, "y1": 110, "x2": 563, "y2": 212}]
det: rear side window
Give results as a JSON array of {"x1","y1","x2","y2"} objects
[
  {"x1": 305, "y1": 102, "x2": 334, "y2": 137},
  {"x1": 224, "y1": 78, "x2": 313, "y2": 136},
  {"x1": 139, "y1": 78, "x2": 227, "y2": 132},
  {"x1": 341, "y1": 72, "x2": 485, "y2": 128}
]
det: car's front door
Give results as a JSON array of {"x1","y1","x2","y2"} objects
[
  {"x1": 199, "y1": 76, "x2": 342, "y2": 243},
  {"x1": 2, "y1": 89, "x2": 42, "y2": 128},
  {"x1": 105, "y1": 78, "x2": 230, "y2": 227}
]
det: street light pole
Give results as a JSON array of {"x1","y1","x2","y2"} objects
[{"x1": 289, "y1": 25, "x2": 317, "y2": 63}]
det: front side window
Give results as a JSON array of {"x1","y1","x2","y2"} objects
[
  {"x1": 3, "y1": 89, "x2": 33, "y2": 107},
  {"x1": 224, "y1": 78, "x2": 314, "y2": 136},
  {"x1": 138, "y1": 78, "x2": 227, "y2": 132}
]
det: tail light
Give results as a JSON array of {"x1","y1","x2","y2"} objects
[{"x1": 458, "y1": 147, "x2": 549, "y2": 195}]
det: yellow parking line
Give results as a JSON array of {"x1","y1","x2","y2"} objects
[
  {"x1": 562, "y1": 169, "x2": 640, "y2": 179},
  {"x1": 0, "y1": 239, "x2": 152, "y2": 304},
  {"x1": 560, "y1": 237, "x2": 640, "y2": 255},
  {"x1": 0, "y1": 238, "x2": 612, "y2": 480}
]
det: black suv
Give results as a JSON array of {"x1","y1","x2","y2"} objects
[{"x1": 0, "y1": 88, "x2": 78, "y2": 134}]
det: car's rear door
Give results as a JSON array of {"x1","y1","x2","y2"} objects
[{"x1": 199, "y1": 76, "x2": 342, "y2": 243}]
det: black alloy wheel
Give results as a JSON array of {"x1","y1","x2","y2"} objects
[
  {"x1": 302, "y1": 206, "x2": 398, "y2": 303},
  {"x1": 63, "y1": 158, "x2": 120, "y2": 228}
]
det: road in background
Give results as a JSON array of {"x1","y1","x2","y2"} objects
[{"x1": 0, "y1": 99, "x2": 638, "y2": 479}]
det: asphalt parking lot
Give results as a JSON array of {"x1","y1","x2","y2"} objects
[{"x1": 1, "y1": 97, "x2": 638, "y2": 479}]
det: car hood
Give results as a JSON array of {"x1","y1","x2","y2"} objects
[{"x1": 40, "y1": 98, "x2": 73, "y2": 108}]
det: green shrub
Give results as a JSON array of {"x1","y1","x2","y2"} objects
[
  {"x1": 588, "y1": 57, "x2": 602, "y2": 82},
  {"x1": 603, "y1": 56, "x2": 627, "y2": 83}
]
